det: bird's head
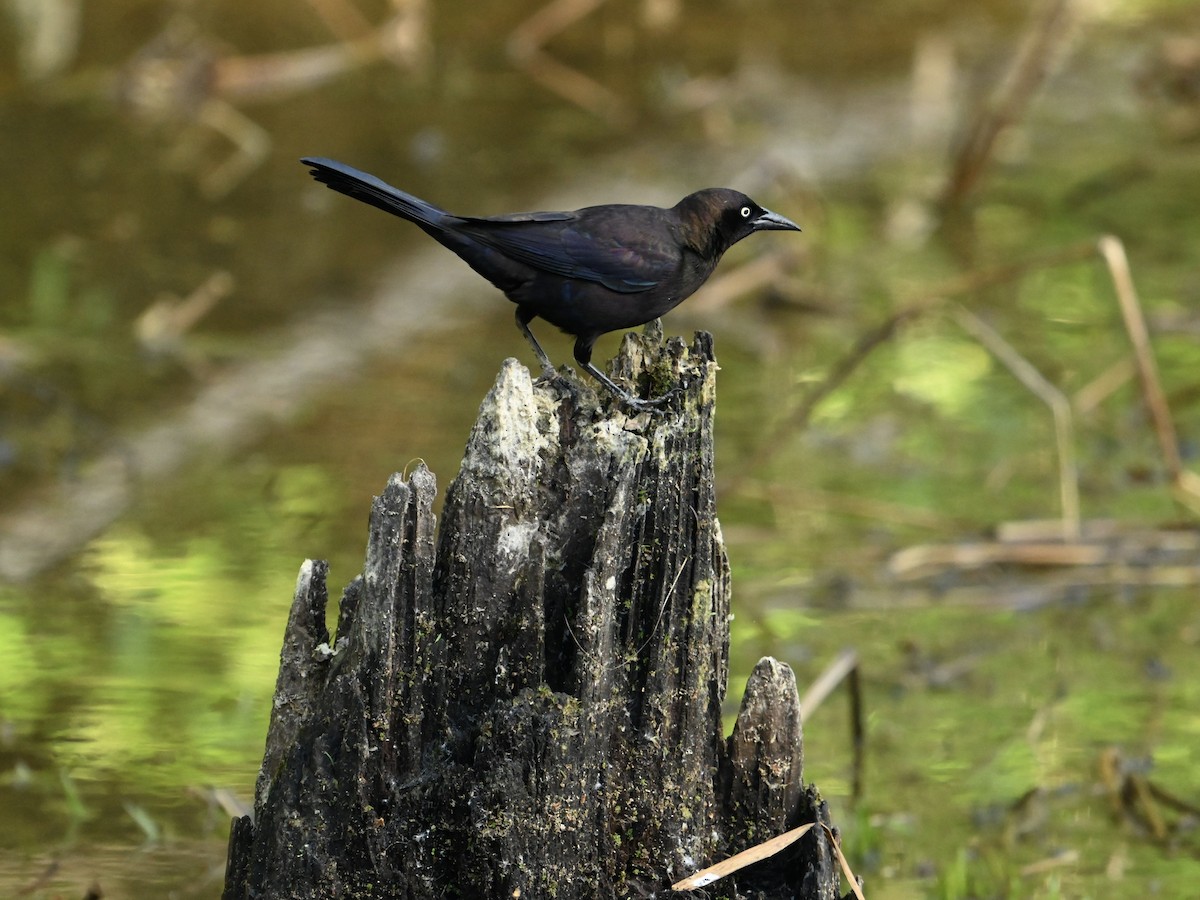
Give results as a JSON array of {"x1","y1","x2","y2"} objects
[{"x1": 675, "y1": 188, "x2": 801, "y2": 258}]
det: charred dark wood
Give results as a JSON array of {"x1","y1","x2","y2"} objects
[
  {"x1": 722, "y1": 659, "x2": 840, "y2": 899},
  {"x1": 223, "y1": 326, "x2": 840, "y2": 899}
]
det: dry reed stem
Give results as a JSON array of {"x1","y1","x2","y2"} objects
[
  {"x1": 798, "y1": 648, "x2": 860, "y2": 720},
  {"x1": 823, "y1": 823, "x2": 867, "y2": 900},
  {"x1": 670, "y1": 822, "x2": 816, "y2": 891},
  {"x1": 799, "y1": 648, "x2": 865, "y2": 802},
  {"x1": 507, "y1": 0, "x2": 630, "y2": 124},
  {"x1": 953, "y1": 305, "x2": 1081, "y2": 541},
  {"x1": 1099, "y1": 235, "x2": 1200, "y2": 514}
]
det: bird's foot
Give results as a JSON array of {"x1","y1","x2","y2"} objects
[
  {"x1": 534, "y1": 365, "x2": 587, "y2": 405},
  {"x1": 613, "y1": 385, "x2": 682, "y2": 415},
  {"x1": 533, "y1": 363, "x2": 561, "y2": 385},
  {"x1": 609, "y1": 381, "x2": 686, "y2": 415},
  {"x1": 582, "y1": 360, "x2": 683, "y2": 415}
]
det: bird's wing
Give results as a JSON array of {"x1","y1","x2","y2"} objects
[{"x1": 455, "y1": 210, "x2": 676, "y2": 294}]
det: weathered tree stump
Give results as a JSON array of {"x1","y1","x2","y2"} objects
[{"x1": 223, "y1": 326, "x2": 841, "y2": 899}]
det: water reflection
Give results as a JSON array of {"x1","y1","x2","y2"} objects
[{"x1": 3, "y1": 0, "x2": 1200, "y2": 896}]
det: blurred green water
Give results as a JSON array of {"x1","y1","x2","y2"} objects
[{"x1": 2, "y1": 1, "x2": 1200, "y2": 897}]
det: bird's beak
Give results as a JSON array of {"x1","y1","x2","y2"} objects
[{"x1": 753, "y1": 209, "x2": 802, "y2": 232}]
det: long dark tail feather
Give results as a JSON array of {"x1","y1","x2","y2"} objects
[{"x1": 301, "y1": 157, "x2": 447, "y2": 228}]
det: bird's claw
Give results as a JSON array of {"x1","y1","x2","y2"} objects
[
  {"x1": 534, "y1": 367, "x2": 589, "y2": 407},
  {"x1": 622, "y1": 385, "x2": 682, "y2": 414},
  {"x1": 533, "y1": 365, "x2": 561, "y2": 385},
  {"x1": 535, "y1": 359, "x2": 681, "y2": 416}
]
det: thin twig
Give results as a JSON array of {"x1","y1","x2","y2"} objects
[
  {"x1": 822, "y1": 823, "x2": 867, "y2": 900},
  {"x1": 724, "y1": 304, "x2": 923, "y2": 497},
  {"x1": 722, "y1": 241, "x2": 1097, "y2": 498},
  {"x1": 798, "y1": 650, "x2": 865, "y2": 804},
  {"x1": 1073, "y1": 357, "x2": 1135, "y2": 415},
  {"x1": 889, "y1": 539, "x2": 1108, "y2": 579},
  {"x1": 1098, "y1": 235, "x2": 1180, "y2": 478},
  {"x1": 1098, "y1": 234, "x2": 1200, "y2": 513},
  {"x1": 507, "y1": 0, "x2": 630, "y2": 124},
  {"x1": 953, "y1": 305, "x2": 1080, "y2": 540},
  {"x1": 799, "y1": 648, "x2": 859, "y2": 721}
]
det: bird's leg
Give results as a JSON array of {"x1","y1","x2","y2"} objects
[
  {"x1": 515, "y1": 307, "x2": 588, "y2": 405},
  {"x1": 574, "y1": 336, "x2": 672, "y2": 413},
  {"x1": 515, "y1": 307, "x2": 558, "y2": 380}
]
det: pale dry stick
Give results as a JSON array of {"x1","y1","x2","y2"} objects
[
  {"x1": 507, "y1": 0, "x2": 629, "y2": 124},
  {"x1": 823, "y1": 822, "x2": 867, "y2": 900},
  {"x1": 799, "y1": 648, "x2": 859, "y2": 723},
  {"x1": 1099, "y1": 236, "x2": 1178, "y2": 473},
  {"x1": 953, "y1": 305, "x2": 1081, "y2": 541},
  {"x1": 1019, "y1": 849, "x2": 1080, "y2": 877},
  {"x1": 213, "y1": 26, "x2": 409, "y2": 103},
  {"x1": 888, "y1": 540, "x2": 1107, "y2": 580},
  {"x1": 670, "y1": 822, "x2": 816, "y2": 891},
  {"x1": 135, "y1": 269, "x2": 233, "y2": 354},
  {"x1": 1073, "y1": 356, "x2": 1136, "y2": 415},
  {"x1": 379, "y1": 0, "x2": 430, "y2": 71},
  {"x1": 195, "y1": 99, "x2": 271, "y2": 198},
  {"x1": 799, "y1": 648, "x2": 865, "y2": 803},
  {"x1": 508, "y1": 0, "x2": 608, "y2": 51},
  {"x1": 1098, "y1": 234, "x2": 1200, "y2": 513},
  {"x1": 516, "y1": 52, "x2": 630, "y2": 125}
]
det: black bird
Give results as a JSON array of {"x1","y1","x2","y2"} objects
[{"x1": 301, "y1": 157, "x2": 801, "y2": 410}]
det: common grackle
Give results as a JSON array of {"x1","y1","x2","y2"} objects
[{"x1": 301, "y1": 157, "x2": 800, "y2": 411}]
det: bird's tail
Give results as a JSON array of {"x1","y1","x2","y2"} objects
[{"x1": 301, "y1": 157, "x2": 448, "y2": 229}]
